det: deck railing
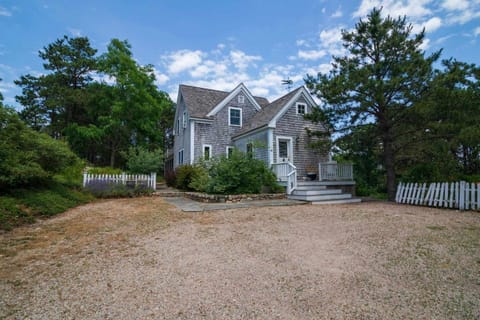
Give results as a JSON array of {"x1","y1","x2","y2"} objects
[
  {"x1": 318, "y1": 162, "x2": 353, "y2": 181},
  {"x1": 272, "y1": 162, "x2": 297, "y2": 194}
]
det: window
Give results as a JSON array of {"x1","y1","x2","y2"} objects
[
  {"x1": 238, "y1": 95, "x2": 245, "y2": 104},
  {"x1": 226, "y1": 146, "x2": 234, "y2": 158},
  {"x1": 203, "y1": 144, "x2": 212, "y2": 160},
  {"x1": 229, "y1": 107, "x2": 242, "y2": 126},
  {"x1": 178, "y1": 149, "x2": 184, "y2": 165},
  {"x1": 176, "y1": 119, "x2": 180, "y2": 135},
  {"x1": 279, "y1": 140, "x2": 288, "y2": 158},
  {"x1": 182, "y1": 111, "x2": 187, "y2": 128},
  {"x1": 246, "y1": 142, "x2": 254, "y2": 159},
  {"x1": 297, "y1": 103, "x2": 306, "y2": 115}
]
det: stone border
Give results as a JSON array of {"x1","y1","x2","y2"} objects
[{"x1": 184, "y1": 192, "x2": 286, "y2": 203}]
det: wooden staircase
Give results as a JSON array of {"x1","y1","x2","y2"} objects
[{"x1": 288, "y1": 181, "x2": 361, "y2": 204}]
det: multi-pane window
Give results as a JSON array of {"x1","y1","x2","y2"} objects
[
  {"x1": 246, "y1": 143, "x2": 254, "y2": 159},
  {"x1": 297, "y1": 103, "x2": 306, "y2": 115},
  {"x1": 229, "y1": 107, "x2": 242, "y2": 126},
  {"x1": 182, "y1": 111, "x2": 187, "y2": 128},
  {"x1": 279, "y1": 140, "x2": 288, "y2": 158}
]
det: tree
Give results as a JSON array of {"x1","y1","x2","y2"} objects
[
  {"x1": 305, "y1": 8, "x2": 440, "y2": 200},
  {"x1": 97, "y1": 39, "x2": 173, "y2": 167},
  {"x1": 15, "y1": 36, "x2": 97, "y2": 137}
]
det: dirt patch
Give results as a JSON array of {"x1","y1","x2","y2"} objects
[{"x1": 0, "y1": 200, "x2": 479, "y2": 319}]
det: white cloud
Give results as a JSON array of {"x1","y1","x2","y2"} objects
[
  {"x1": 412, "y1": 16, "x2": 443, "y2": 33},
  {"x1": 331, "y1": 8, "x2": 343, "y2": 18},
  {"x1": 297, "y1": 49, "x2": 327, "y2": 60},
  {"x1": 419, "y1": 37, "x2": 430, "y2": 50},
  {"x1": 353, "y1": 0, "x2": 432, "y2": 19},
  {"x1": 442, "y1": 0, "x2": 469, "y2": 11},
  {"x1": 230, "y1": 50, "x2": 262, "y2": 70},
  {"x1": 190, "y1": 60, "x2": 227, "y2": 78},
  {"x1": 68, "y1": 28, "x2": 82, "y2": 37},
  {"x1": 445, "y1": 10, "x2": 480, "y2": 24},
  {"x1": 163, "y1": 49, "x2": 204, "y2": 74},
  {"x1": 153, "y1": 69, "x2": 169, "y2": 85},
  {"x1": 319, "y1": 27, "x2": 343, "y2": 48},
  {"x1": 0, "y1": 6, "x2": 12, "y2": 16},
  {"x1": 474, "y1": 27, "x2": 480, "y2": 36}
]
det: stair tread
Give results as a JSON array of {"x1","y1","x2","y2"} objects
[{"x1": 311, "y1": 198, "x2": 362, "y2": 204}]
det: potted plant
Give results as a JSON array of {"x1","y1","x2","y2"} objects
[{"x1": 305, "y1": 164, "x2": 318, "y2": 181}]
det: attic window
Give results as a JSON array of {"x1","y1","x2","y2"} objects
[
  {"x1": 238, "y1": 95, "x2": 245, "y2": 104},
  {"x1": 297, "y1": 103, "x2": 306, "y2": 115},
  {"x1": 229, "y1": 107, "x2": 242, "y2": 126}
]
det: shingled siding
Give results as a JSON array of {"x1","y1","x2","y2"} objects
[
  {"x1": 193, "y1": 91, "x2": 260, "y2": 162},
  {"x1": 233, "y1": 129, "x2": 269, "y2": 164},
  {"x1": 273, "y1": 95, "x2": 329, "y2": 178},
  {"x1": 173, "y1": 96, "x2": 191, "y2": 167}
]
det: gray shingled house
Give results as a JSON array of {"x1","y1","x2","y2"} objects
[{"x1": 169, "y1": 83, "x2": 358, "y2": 203}]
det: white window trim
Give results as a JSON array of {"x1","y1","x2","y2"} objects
[
  {"x1": 228, "y1": 107, "x2": 242, "y2": 126},
  {"x1": 226, "y1": 146, "x2": 234, "y2": 158},
  {"x1": 296, "y1": 102, "x2": 307, "y2": 115},
  {"x1": 275, "y1": 136, "x2": 293, "y2": 163},
  {"x1": 202, "y1": 144, "x2": 212, "y2": 160}
]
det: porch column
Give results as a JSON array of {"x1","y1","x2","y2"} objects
[{"x1": 267, "y1": 128, "x2": 274, "y2": 166}]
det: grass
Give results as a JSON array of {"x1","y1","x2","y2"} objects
[{"x1": 0, "y1": 182, "x2": 95, "y2": 231}]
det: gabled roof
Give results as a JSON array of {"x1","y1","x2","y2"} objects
[
  {"x1": 179, "y1": 84, "x2": 269, "y2": 119},
  {"x1": 233, "y1": 87, "x2": 304, "y2": 136}
]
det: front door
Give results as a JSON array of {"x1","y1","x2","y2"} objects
[{"x1": 276, "y1": 137, "x2": 293, "y2": 163}]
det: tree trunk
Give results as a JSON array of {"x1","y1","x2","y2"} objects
[
  {"x1": 383, "y1": 131, "x2": 396, "y2": 201},
  {"x1": 110, "y1": 146, "x2": 116, "y2": 167}
]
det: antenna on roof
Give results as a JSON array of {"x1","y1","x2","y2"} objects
[{"x1": 281, "y1": 78, "x2": 293, "y2": 92}]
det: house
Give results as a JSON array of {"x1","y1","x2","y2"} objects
[{"x1": 168, "y1": 83, "x2": 358, "y2": 203}]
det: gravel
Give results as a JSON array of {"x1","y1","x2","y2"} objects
[{"x1": 1, "y1": 198, "x2": 479, "y2": 319}]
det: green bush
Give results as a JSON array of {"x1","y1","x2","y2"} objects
[
  {"x1": 175, "y1": 165, "x2": 206, "y2": 191},
  {"x1": 203, "y1": 150, "x2": 281, "y2": 194},
  {"x1": 87, "y1": 166, "x2": 123, "y2": 175},
  {"x1": 0, "y1": 106, "x2": 80, "y2": 190},
  {"x1": 123, "y1": 146, "x2": 164, "y2": 174}
]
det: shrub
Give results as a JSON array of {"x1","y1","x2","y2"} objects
[
  {"x1": 84, "y1": 180, "x2": 153, "y2": 198},
  {"x1": 0, "y1": 106, "x2": 80, "y2": 190},
  {"x1": 204, "y1": 151, "x2": 280, "y2": 194},
  {"x1": 123, "y1": 146, "x2": 164, "y2": 174},
  {"x1": 175, "y1": 165, "x2": 206, "y2": 191},
  {"x1": 164, "y1": 169, "x2": 176, "y2": 187},
  {"x1": 87, "y1": 166, "x2": 123, "y2": 175}
]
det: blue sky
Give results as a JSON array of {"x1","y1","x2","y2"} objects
[{"x1": 1, "y1": 0, "x2": 479, "y2": 107}]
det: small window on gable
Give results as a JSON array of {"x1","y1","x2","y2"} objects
[
  {"x1": 229, "y1": 107, "x2": 242, "y2": 126},
  {"x1": 182, "y1": 111, "x2": 187, "y2": 128},
  {"x1": 177, "y1": 119, "x2": 180, "y2": 134},
  {"x1": 238, "y1": 94, "x2": 245, "y2": 104},
  {"x1": 203, "y1": 144, "x2": 212, "y2": 160},
  {"x1": 297, "y1": 103, "x2": 306, "y2": 115},
  {"x1": 226, "y1": 146, "x2": 234, "y2": 158}
]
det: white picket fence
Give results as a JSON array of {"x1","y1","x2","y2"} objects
[
  {"x1": 83, "y1": 172, "x2": 157, "y2": 190},
  {"x1": 396, "y1": 181, "x2": 480, "y2": 211}
]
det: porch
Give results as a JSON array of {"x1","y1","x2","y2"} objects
[{"x1": 272, "y1": 162, "x2": 358, "y2": 203}]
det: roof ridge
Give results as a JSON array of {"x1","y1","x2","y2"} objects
[
  {"x1": 179, "y1": 83, "x2": 269, "y2": 101},
  {"x1": 265, "y1": 86, "x2": 303, "y2": 107}
]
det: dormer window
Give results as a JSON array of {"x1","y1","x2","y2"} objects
[
  {"x1": 238, "y1": 94, "x2": 245, "y2": 104},
  {"x1": 296, "y1": 103, "x2": 306, "y2": 115},
  {"x1": 229, "y1": 107, "x2": 242, "y2": 126}
]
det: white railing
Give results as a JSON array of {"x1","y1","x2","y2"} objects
[
  {"x1": 396, "y1": 181, "x2": 480, "y2": 211},
  {"x1": 318, "y1": 162, "x2": 353, "y2": 181},
  {"x1": 83, "y1": 172, "x2": 157, "y2": 190},
  {"x1": 272, "y1": 162, "x2": 297, "y2": 195}
]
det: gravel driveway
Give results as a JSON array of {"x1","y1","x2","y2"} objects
[{"x1": 1, "y1": 198, "x2": 479, "y2": 319}]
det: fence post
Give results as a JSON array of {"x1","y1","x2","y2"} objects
[
  {"x1": 459, "y1": 181, "x2": 465, "y2": 210},
  {"x1": 151, "y1": 172, "x2": 157, "y2": 191},
  {"x1": 83, "y1": 172, "x2": 88, "y2": 187}
]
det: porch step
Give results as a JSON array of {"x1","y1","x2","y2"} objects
[
  {"x1": 297, "y1": 181, "x2": 326, "y2": 187},
  {"x1": 292, "y1": 189, "x2": 341, "y2": 196},
  {"x1": 311, "y1": 198, "x2": 362, "y2": 205},
  {"x1": 295, "y1": 185, "x2": 327, "y2": 191},
  {"x1": 288, "y1": 192, "x2": 353, "y2": 202}
]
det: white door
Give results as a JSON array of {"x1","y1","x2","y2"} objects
[{"x1": 276, "y1": 137, "x2": 293, "y2": 163}]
